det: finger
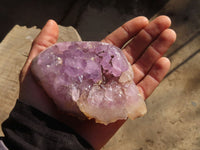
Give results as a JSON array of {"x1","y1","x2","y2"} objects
[
  {"x1": 123, "y1": 15, "x2": 171, "y2": 64},
  {"x1": 102, "y1": 16, "x2": 148, "y2": 48},
  {"x1": 20, "y1": 20, "x2": 59, "y2": 81},
  {"x1": 137, "y1": 57, "x2": 170, "y2": 99},
  {"x1": 29, "y1": 19, "x2": 59, "y2": 63},
  {"x1": 132, "y1": 29, "x2": 176, "y2": 83}
]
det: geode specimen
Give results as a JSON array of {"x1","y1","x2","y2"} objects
[{"x1": 31, "y1": 41, "x2": 147, "y2": 125}]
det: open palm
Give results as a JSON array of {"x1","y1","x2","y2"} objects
[{"x1": 19, "y1": 16, "x2": 176, "y2": 150}]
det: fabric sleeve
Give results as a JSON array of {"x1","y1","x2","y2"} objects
[{"x1": 1, "y1": 100, "x2": 94, "y2": 150}]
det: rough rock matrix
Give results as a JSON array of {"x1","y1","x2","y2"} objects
[{"x1": 31, "y1": 41, "x2": 147, "y2": 125}]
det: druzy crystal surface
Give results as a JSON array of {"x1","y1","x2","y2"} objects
[{"x1": 31, "y1": 41, "x2": 147, "y2": 125}]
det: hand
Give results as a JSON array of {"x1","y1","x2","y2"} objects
[
  {"x1": 102, "y1": 16, "x2": 176, "y2": 100},
  {"x1": 19, "y1": 16, "x2": 176, "y2": 150}
]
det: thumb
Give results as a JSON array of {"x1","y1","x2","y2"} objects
[{"x1": 20, "y1": 19, "x2": 59, "y2": 82}]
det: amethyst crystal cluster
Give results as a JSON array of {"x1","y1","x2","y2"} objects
[{"x1": 31, "y1": 42, "x2": 147, "y2": 125}]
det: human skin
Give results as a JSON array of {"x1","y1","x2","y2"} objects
[{"x1": 19, "y1": 16, "x2": 176, "y2": 150}]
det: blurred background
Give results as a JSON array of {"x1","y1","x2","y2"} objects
[
  {"x1": 0, "y1": 0, "x2": 200, "y2": 149},
  {"x1": 0, "y1": 0, "x2": 169, "y2": 41}
]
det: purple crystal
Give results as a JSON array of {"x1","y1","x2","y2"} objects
[{"x1": 31, "y1": 41, "x2": 147, "y2": 125}]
